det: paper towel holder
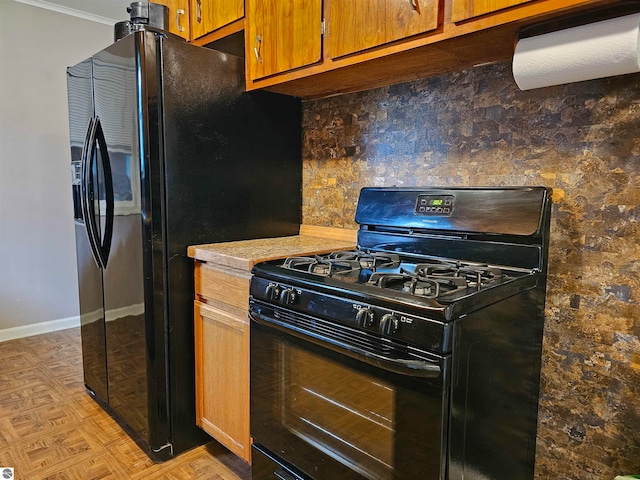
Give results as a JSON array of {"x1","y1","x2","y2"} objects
[
  {"x1": 517, "y1": 0, "x2": 640, "y2": 41},
  {"x1": 513, "y1": 2, "x2": 640, "y2": 91}
]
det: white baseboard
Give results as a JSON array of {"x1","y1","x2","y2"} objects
[{"x1": 0, "y1": 315, "x2": 80, "y2": 343}]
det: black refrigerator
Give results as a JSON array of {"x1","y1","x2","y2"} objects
[{"x1": 66, "y1": 29, "x2": 301, "y2": 459}]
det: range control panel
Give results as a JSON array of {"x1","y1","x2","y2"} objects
[
  {"x1": 249, "y1": 275, "x2": 452, "y2": 353},
  {"x1": 415, "y1": 194, "x2": 455, "y2": 216}
]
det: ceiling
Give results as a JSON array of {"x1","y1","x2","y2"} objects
[{"x1": 15, "y1": 0, "x2": 133, "y2": 24}]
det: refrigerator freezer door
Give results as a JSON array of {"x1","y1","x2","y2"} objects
[
  {"x1": 67, "y1": 59, "x2": 109, "y2": 404},
  {"x1": 92, "y1": 34, "x2": 152, "y2": 445}
]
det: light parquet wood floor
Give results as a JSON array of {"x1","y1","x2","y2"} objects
[{"x1": 0, "y1": 327, "x2": 251, "y2": 480}]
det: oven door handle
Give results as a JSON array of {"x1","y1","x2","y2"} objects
[{"x1": 250, "y1": 309, "x2": 442, "y2": 379}]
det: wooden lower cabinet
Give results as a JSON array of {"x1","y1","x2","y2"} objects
[
  {"x1": 194, "y1": 262, "x2": 251, "y2": 463},
  {"x1": 189, "y1": 232, "x2": 358, "y2": 464}
]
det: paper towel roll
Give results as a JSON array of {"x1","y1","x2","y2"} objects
[{"x1": 512, "y1": 13, "x2": 640, "y2": 90}]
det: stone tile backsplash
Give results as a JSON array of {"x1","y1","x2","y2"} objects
[{"x1": 302, "y1": 62, "x2": 640, "y2": 479}]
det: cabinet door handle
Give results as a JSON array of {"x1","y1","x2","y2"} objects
[
  {"x1": 410, "y1": 0, "x2": 420, "y2": 12},
  {"x1": 176, "y1": 8, "x2": 185, "y2": 32},
  {"x1": 254, "y1": 35, "x2": 263, "y2": 64},
  {"x1": 196, "y1": 0, "x2": 202, "y2": 23}
]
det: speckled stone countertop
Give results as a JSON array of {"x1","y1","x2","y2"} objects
[{"x1": 187, "y1": 235, "x2": 357, "y2": 271}]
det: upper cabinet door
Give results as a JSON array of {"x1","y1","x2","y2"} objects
[
  {"x1": 191, "y1": 0, "x2": 244, "y2": 40},
  {"x1": 326, "y1": 0, "x2": 439, "y2": 59},
  {"x1": 246, "y1": 0, "x2": 323, "y2": 80},
  {"x1": 451, "y1": 0, "x2": 534, "y2": 22},
  {"x1": 154, "y1": 0, "x2": 190, "y2": 40}
]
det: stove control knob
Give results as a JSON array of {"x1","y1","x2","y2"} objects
[
  {"x1": 355, "y1": 308, "x2": 374, "y2": 328},
  {"x1": 279, "y1": 288, "x2": 297, "y2": 305},
  {"x1": 265, "y1": 284, "x2": 280, "y2": 301},
  {"x1": 379, "y1": 313, "x2": 399, "y2": 335}
]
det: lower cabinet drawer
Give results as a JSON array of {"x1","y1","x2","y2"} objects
[{"x1": 194, "y1": 261, "x2": 251, "y2": 312}]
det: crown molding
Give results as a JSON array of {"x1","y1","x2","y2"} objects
[{"x1": 12, "y1": 0, "x2": 118, "y2": 26}]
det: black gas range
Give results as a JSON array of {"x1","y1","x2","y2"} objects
[{"x1": 249, "y1": 187, "x2": 552, "y2": 480}]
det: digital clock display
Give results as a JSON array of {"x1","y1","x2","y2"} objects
[{"x1": 415, "y1": 194, "x2": 455, "y2": 216}]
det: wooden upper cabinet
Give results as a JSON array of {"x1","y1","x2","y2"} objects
[
  {"x1": 451, "y1": 0, "x2": 535, "y2": 22},
  {"x1": 190, "y1": 0, "x2": 244, "y2": 40},
  {"x1": 246, "y1": 0, "x2": 323, "y2": 80},
  {"x1": 245, "y1": 0, "x2": 613, "y2": 98},
  {"x1": 154, "y1": 0, "x2": 190, "y2": 40},
  {"x1": 326, "y1": 0, "x2": 440, "y2": 59}
]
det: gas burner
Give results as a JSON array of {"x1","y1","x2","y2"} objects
[
  {"x1": 414, "y1": 263, "x2": 503, "y2": 288},
  {"x1": 366, "y1": 262, "x2": 506, "y2": 298},
  {"x1": 367, "y1": 271, "x2": 463, "y2": 298},
  {"x1": 329, "y1": 250, "x2": 401, "y2": 270},
  {"x1": 282, "y1": 256, "x2": 361, "y2": 277},
  {"x1": 402, "y1": 278, "x2": 440, "y2": 297}
]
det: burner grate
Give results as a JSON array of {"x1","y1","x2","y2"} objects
[
  {"x1": 329, "y1": 250, "x2": 401, "y2": 270},
  {"x1": 282, "y1": 250, "x2": 512, "y2": 300},
  {"x1": 415, "y1": 263, "x2": 503, "y2": 288},
  {"x1": 366, "y1": 262, "x2": 506, "y2": 298},
  {"x1": 282, "y1": 250, "x2": 401, "y2": 277},
  {"x1": 282, "y1": 256, "x2": 361, "y2": 276}
]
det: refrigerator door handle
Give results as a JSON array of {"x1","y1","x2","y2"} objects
[
  {"x1": 80, "y1": 117, "x2": 104, "y2": 269},
  {"x1": 94, "y1": 117, "x2": 114, "y2": 267},
  {"x1": 81, "y1": 116, "x2": 114, "y2": 269}
]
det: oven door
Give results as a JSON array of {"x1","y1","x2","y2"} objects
[{"x1": 250, "y1": 301, "x2": 449, "y2": 480}]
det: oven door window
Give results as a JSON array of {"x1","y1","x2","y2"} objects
[{"x1": 251, "y1": 320, "x2": 449, "y2": 480}]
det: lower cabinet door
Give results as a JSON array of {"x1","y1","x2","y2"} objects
[{"x1": 194, "y1": 300, "x2": 251, "y2": 462}]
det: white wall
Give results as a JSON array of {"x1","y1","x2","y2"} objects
[{"x1": 0, "y1": 0, "x2": 112, "y2": 337}]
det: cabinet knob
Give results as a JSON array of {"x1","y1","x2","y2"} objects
[
  {"x1": 254, "y1": 35, "x2": 263, "y2": 64},
  {"x1": 409, "y1": 0, "x2": 420, "y2": 12}
]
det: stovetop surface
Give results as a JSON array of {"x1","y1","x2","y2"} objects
[
  {"x1": 252, "y1": 248, "x2": 538, "y2": 321},
  {"x1": 276, "y1": 249, "x2": 531, "y2": 300}
]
